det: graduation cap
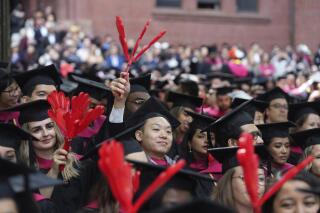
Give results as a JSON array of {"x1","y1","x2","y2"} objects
[
  {"x1": 166, "y1": 91, "x2": 203, "y2": 109},
  {"x1": 257, "y1": 122, "x2": 296, "y2": 145},
  {"x1": 203, "y1": 101, "x2": 254, "y2": 147},
  {"x1": 150, "y1": 80, "x2": 169, "y2": 97},
  {"x1": 216, "y1": 86, "x2": 234, "y2": 96},
  {"x1": 9, "y1": 172, "x2": 63, "y2": 194},
  {"x1": 59, "y1": 78, "x2": 79, "y2": 95},
  {"x1": 148, "y1": 199, "x2": 234, "y2": 213},
  {"x1": 185, "y1": 111, "x2": 217, "y2": 130},
  {"x1": 129, "y1": 160, "x2": 214, "y2": 209},
  {"x1": 233, "y1": 77, "x2": 252, "y2": 87},
  {"x1": 1, "y1": 100, "x2": 50, "y2": 125},
  {"x1": 69, "y1": 74, "x2": 112, "y2": 101},
  {"x1": 256, "y1": 87, "x2": 294, "y2": 104},
  {"x1": 204, "y1": 72, "x2": 234, "y2": 82},
  {"x1": 0, "y1": 158, "x2": 62, "y2": 198},
  {"x1": 288, "y1": 101, "x2": 320, "y2": 123},
  {"x1": 290, "y1": 128, "x2": 320, "y2": 150},
  {"x1": 15, "y1": 64, "x2": 62, "y2": 96},
  {"x1": 231, "y1": 98, "x2": 268, "y2": 116},
  {"x1": 81, "y1": 97, "x2": 180, "y2": 160},
  {"x1": 177, "y1": 79, "x2": 199, "y2": 97},
  {"x1": 0, "y1": 123, "x2": 37, "y2": 150},
  {"x1": 126, "y1": 97, "x2": 180, "y2": 130},
  {"x1": 208, "y1": 145, "x2": 269, "y2": 173},
  {"x1": 130, "y1": 73, "x2": 151, "y2": 93}
]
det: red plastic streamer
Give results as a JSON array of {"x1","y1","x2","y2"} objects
[
  {"x1": 237, "y1": 133, "x2": 259, "y2": 212},
  {"x1": 133, "y1": 31, "x2": 166, "y2": 62},
  {"x1": 98, "y1": 141, "x2": 135, "y2": 213},
  {"x1": 115, "y1": 16, "x2": 166, "y2": 75},
  {"x1": 255, "y1": 155, "x2": 314, "y2": 209},
  {"x1": 98, "y1": 140, "x2": 186, "y2": 213},
  {"x1": 48, "y1": 91, "x2": 105, "y2": 171},
  {"x1": 132, "y1": 160, "x2": 186, "y2": 213}
]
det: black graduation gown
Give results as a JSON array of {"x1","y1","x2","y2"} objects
[{"x1": 39, "y1": 160, "x2": 99, "y2": 213}]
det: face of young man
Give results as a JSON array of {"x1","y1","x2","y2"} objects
[
  {"x1": 22, "y1": 84, "x2": 57, "y2": 102},
  {"x1": 266, "y1": 98, "x2": 288, "y2": 123}
]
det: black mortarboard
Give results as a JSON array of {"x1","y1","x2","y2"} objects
[
  {"x1": 69, "y1": 74, "x2": 112, "y2": 101},
  {"x1": 257, "y1": 122, "x2": 296, "y2": 145},
  {"x1": 288, "y1": 101, "x2": 320, "y2": 123},
  {"x1": 0, "y1": 158, "x2": 62, "y2": 198},
  {"x1": 290, "y1": 128, "x2": 320, "y2": 150},
  {"x1": 185, "y1": 111, "x2": 217, "y2": 130},
  {"x1": 59, "y1": 79, "x2": 79, "y2": 95},
  {"x1": 203, "y1": 101, "x2": 254, "y2": 147},
  {"x1": 0, "y1": 123, "x2": 37, "y2": 150},
  {"x1": 15, "y1": 64, "x2": 62, "y2": 96},
  {"x1": 233, "y1": 77, "x2": 252, "y2": 87},
  {"x1": 208, "y1": 145, "x2": 269, "y2": 173},
  {"x1": 1, "y1": 100, "x2": 50, "y2": 125},
  {"x1": 204, "y1": 72, "x2": 234, "y2": 82},
  {"x1": 147, "y1": 199, "x2": 234, "y2": 213},
  {"x1": 130, "y1": 73, "x2": 151, "y2": 93},
  {"x1": 166, "y1": 91, "x2": 203, "y2": 109},
  {"x1": 216, "y1": 86, "x2": 234, "y2": 96},
  {"x1": 126, "y1": 97, "x2": 180, "y2": 130},
  {"x1": 256, "y1": 87, "x2": 294, "y2": 104},
  {"x1": 9, "y1": 172, "x2": 63, "y2": 193},
  {"x1": 82, "y1": 97, "x2": 180, "y2": 160},
  {"x1": 177, "y1": 79, "x2": 199, "y2": 97},
  {"x1": 231, "y1": 98, "x2": 268, "y2": 118},
  {"x1": 129, "y1": 160, "x2": 213, "y2": 203}
]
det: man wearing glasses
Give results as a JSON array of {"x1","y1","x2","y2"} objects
[
  {"x1": 256, "y1": 87, "x2": 292, "y2": 123},
  {"x1": 0, "y1": 66, "x2": 22, "y2": 124},
  {"x1": 203, "y1": 99, "x2": 264, "y2": 147}
]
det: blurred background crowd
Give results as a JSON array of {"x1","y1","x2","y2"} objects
[{"x1": 9, "y1": 4, "x2": 320, "y2": 101}]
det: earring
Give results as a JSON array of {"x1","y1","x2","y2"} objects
[{"x1": 189, "y1": 146, "x2": 192, "y2": 153}]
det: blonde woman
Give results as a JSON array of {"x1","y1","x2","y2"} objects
[{"x1": 6, "y1": 100, "x2": 99, "y2": 213}]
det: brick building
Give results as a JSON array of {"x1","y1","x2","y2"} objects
[{"x1": 24, "y1": 0, "x2": 320, "y2": 51}]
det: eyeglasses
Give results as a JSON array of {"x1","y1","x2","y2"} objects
[
  {"x1": 250, "y1": 131, "x2": 262, "y2": 141},
  {"x1": 232, "y1": 175, "x2": 266, "y2": 185},
  {"x1": 270, "y1": 103, "x2": 288, "y2": 110},
  {"x1": 2, "y1": 86, "x2": 20, "y2": 97}
]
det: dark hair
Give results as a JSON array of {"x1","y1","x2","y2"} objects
[
  {"x1": 178, "y1": 124, "x2": 198, "y2": 164},
  {"x1": 294, "y1": 113, "x2": 312, "y2": 133},
  {"x1": 262, "y1": 171, "x2": 320, "y2": 213}
]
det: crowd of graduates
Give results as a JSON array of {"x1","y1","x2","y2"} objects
[{"x1": 1, "y1": 3, "x2": 320, "y2": 213}]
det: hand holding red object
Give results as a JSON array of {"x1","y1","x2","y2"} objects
[
  {"x1": 115, "y1": 16, "x2": 166, "y2": 75},
  {"x1": 98, "y1": 140, "x2": 186, "y2": 213},
  {"x1": 237, "y1": 133, "x2": 260, "y2": 212},
  {"x1": 47, "y1": 91, "x2": 105, "y2": 171}
]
